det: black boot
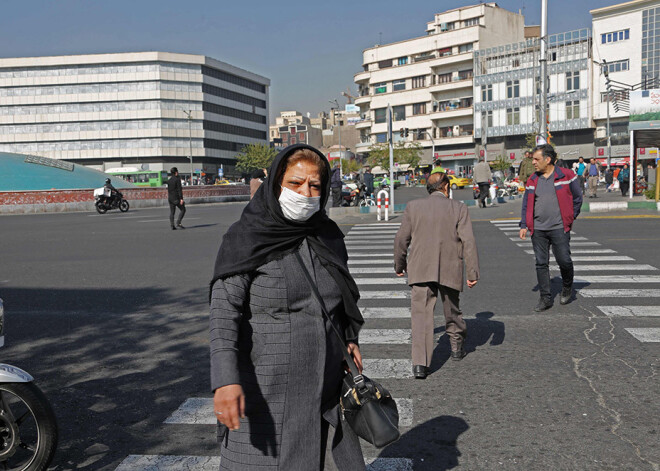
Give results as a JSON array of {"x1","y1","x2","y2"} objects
[
  {"x1": 560, "y1": 286, "x2": 573, "y2": 305},
  {"x1": 412, "y1": 365, "x2": 429, "y2": 379}
]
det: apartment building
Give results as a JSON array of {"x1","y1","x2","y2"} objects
[
  {"x1": 474, "y1": 28, "x2": 593, "y2": 164},
  {"x1": 591, "y1": 0, "x2": 660, "y2": 164},
  {"x1": 0, "y1": 52, "x2": 270, "y2": 177},
  {"x1": 354, "y1": 3, "x2": 524, "y2": 172},
  {"x1": 269, "y1": 110, "x2": 322, "y2": 148}
]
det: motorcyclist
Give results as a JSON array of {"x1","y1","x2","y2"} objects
[{"x1": 104, "y1": 178, "x2": 121, "y2": 206}]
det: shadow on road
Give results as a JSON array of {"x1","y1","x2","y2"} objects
[{"x1": 375, "y1": 415, "x2": 469, "y2": 470}]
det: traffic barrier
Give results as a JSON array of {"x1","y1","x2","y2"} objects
[{"x1": 377, "y1": 189, "x2": 389, "y2": 221}]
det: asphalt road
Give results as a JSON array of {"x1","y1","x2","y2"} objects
[{"x1": 0, "y1": 190, "x2": 658, "y2": 470}]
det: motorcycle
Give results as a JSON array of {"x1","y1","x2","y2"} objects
[
  {"x1": 94, "y1": 187, "x2": 130, "y2": 214},
  {"x1": 0, "y1": 299, "x2": 58, "y2": 470}
]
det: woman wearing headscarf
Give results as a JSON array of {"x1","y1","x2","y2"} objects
[{"x1": 210, "y1": 144, "x2": 365, "y2": 470}]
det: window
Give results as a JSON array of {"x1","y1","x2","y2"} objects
[
  {"x1": 374, "y1": 83, "x2": 387, "y2": 94},
  {"x1": 437, "y1": 72, "x2": 452, "y2": 84},
  {"x1": 486, "y1": 110, "x2": 493, "y2": 128},
  {"x1": 378, "y1": 59, "x2": 393, "y2": 69},
  {"x1": 602, "y1": 29, "x2": 629, "y2": 43},
  {"x1": 506, "y1": 107, "x2": 520, "y2": 125},
  {"x1": 397, "y1": 57, "x2": 408, "y2": 66},
  {"x1": 566, "y1": 100, "x2": 580, "y2": 119},
  {"x1": 439, "y1": 22, "x2": 455, "y2": 32},
  {"x1": 463, "y1": 17, "x2": 479, "y2": 27},
  {"x1": 459, "y1": 43, "x2": 474, "y2": 54},
  {"x1": 413, "y1": 102, "x2": 426, "y2": 115},
  {"x1": 392, "y1": 105, "x2": 406, "y2": 121},
  {"x1": 412, "y1": 75, "x2": 426, "y2": 88},
  {"x1": 602, "y1": 59, "x2": 630, "y2": 73},
  {"x1": 376, "y1": 133, "x2": 387, "y2": 143},
  {"x1": 392, "y1": 79, "x2": 406, "y2": 91},
  {"x1": 438, "y1": 47, "x2": 452, "y2": 57},
  {"x1": 506, "y1": 80, "x2": 520, "y2": 98},
  {"x1": 374, "y1": 108, "x2": 386, "y2": 123},
  {"x1": 481, "y1": 84, "x2": 492, "y2": 102},
  {"x1": 566, "y1": 71, "x2": 580, "y2": 90},
  {"x1": 458, "y1": 69, "x2": 473, "y2": 80}
]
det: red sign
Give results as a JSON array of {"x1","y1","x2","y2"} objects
[
  {"x1": 479, "y1": 149, "x2": 484, "y2": 157},
  {"x1": 509, "y1": 152, "x2": 515, "y2": 160},
  {"x1": 598, "y1": 148, "x2": 604, "y2": 156},
  {"x1": 640, "y1": 148, "x2": 646, "y2": 154}
]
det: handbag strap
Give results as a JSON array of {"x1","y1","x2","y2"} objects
[{"x1": 294, "y1": 250, "x2": 366, "y2": 389}]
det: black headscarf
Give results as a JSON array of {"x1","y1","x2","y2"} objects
[{"x1": 211, "y1": 144, "x2": 363, "y2": 340}]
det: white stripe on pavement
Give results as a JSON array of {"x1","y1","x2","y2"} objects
[
  {"x1": 573, "y1": 275, "x2": 660, "y2": 283},
  {"x1": 525, "y1": 249, "x2": 617, "y2": 254},
  {"x1": 348, "y1": 253, "x2": 393, "y2": 257},
  {"x1": 597, "y1": 306, "x2": 660, "y2": 317},
  {"x1": 361, "y1": 307, "x2": 410, "y2": 318},
  {"x1": 138, "y1": 218, "x2": 200, "y2": 223},
  {"x1": 350, "y1": 267, "x2": 396, "y2": 274},
  {"x1": 624, "y1": 328, "x2": 660, "y2": 343},
  {"x1": 345, "y1": 242, "x2": 393, "y2": 246},
  {"x1": 355, "y1": 278, "x2": 408, "y2": 285},
  {"x1": 569, "y1": 256, "x2": 634, "y2": 262},
  {"x1": 504, "y1": 230, "x2": 576, "y2": 236},
  {"x1": 355, "y1": 223, "x2": 401, "y2": 227},
  {"x1": 518, "y1": 242, "x2": 600, "y2": 247},
  {"x1": 349, "y1": 229, "x2": 399, "y2": 233},
  {"x1": 360, "y1": 291, "x2": 410, "y2": 299},
  {"x1": 363, "y1": 359, "x2": 413, "y2": 379},
  {"x1": 512, "y1": 236, "x2": 588, "y2": 241},
  {"x1": 580, "y1": 289, "x2": 660, "y2": 297},
  {"x1": 490, "y1": 220, "x2": 519, "y2": 224},
  {"x1": 345, "y1": 235, "x2": 396, "y2": 240},
  {"x1": 551, "y1": 264, "x2": 658, "y2": 271},
  {"x1": 360, "y1": 329, "x2": 411, "y2": 344},
  {"x1": 348, "y1": 260, "x2": 393, "y2": 265}
]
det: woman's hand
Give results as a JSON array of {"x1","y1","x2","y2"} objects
[
  {"x1": 213, "y1": 384, "x2": 245, "y2": 431},
  {"x1": 347, "y1": 342, "x2": 363, "y2": 374}
]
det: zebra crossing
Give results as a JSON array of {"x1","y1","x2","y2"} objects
[
  {"x1": 492, "y1": 219, "x2": 660, "y2": 343},
  {"x1": 115, "y1": 222, "x2": 416, "y2": 470}
]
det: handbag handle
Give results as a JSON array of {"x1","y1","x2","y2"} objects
[{"x1": 294, "y1": 251, "x2": 365, "y2": 387}]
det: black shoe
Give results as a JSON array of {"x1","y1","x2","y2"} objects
[
  {"x1": 450, "y1": 348, "x2": 466, "y2": 361},
  {"x1": 534, "y1": 298, "x2": 553, "y2": 312},
  {"x1": 412, "y1": 365, "x2": 428, "y2": 379},
  {"x1": 171, "y1": 226, "x2": 177, "y2": 230},
  {"x1": 560, "y1": 286, "x2": 573, "y2": 305},
  {"x1": 177, "y1": 224, "x2": 185, "y2": 229}
]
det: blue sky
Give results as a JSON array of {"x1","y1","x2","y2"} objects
[{"x1": 1, "y1": 0, "x2": 617, "y2": 120}]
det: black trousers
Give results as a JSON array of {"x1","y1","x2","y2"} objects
[
  {"x1": 331, "y1": 187, "x2": 342, "y2": 207},
  {"x1": 169, "y1": 201, "x2": 186, "y2": 226},
  {"x1": 531, "y1": 228, "x2": 574, "y2": 301},
  {"x1": 478, "y1": 183, "x2": 490, "y2": 207},
  {"x1": 620, "y1": 181, "x2": 629, "y2": 196}
]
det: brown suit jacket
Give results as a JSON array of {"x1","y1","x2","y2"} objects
[{"x1": 394, "y1": 192, "x2": 479, "y2": 292}]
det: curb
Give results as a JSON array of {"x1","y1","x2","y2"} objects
[{"x1": 581, "y1": 201, "x2": 660, "y2": 212}]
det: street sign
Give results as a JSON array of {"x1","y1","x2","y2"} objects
[{"x1": 218, "y1": 168, "x2": 224, "y2": 177}]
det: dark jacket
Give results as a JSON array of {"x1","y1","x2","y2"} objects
[
  {"x1": 618, "y1": 168, "x2": 630, "y2": 182},
  {"x1": 167, "y1": 174, "x2": 183, "y2": 203},
  {"x1": 363, "y1": 172, "x2": 374, "y2": 194},
  {"x1": 605, "y1": 169, "x2": 614, "y2": 184},
  {"x1": 520, "y1": 166, "x2": 583, "y2": 234},
  {"x1": 330, "y1": 167, "x2": 342, "y2": 188}
]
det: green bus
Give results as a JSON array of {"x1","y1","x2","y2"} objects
[{"x1": 107, "y1": 170, "x2": 169, "y2": 187}]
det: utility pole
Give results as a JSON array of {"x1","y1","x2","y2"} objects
[
  {"x1": 540, "y1": 0, "x2": 549, "y2": 140},
  {"x1": 183, "y1": 109, "x2": 194, "y2": 185},
  {"x1": 330, "y1": 99, "x2": 343, "y2": 177},
  {"x1": 387, "y1": 104, "x2": 395, "y2": 210}
]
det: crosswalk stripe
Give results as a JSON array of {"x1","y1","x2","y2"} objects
[
  {"x1": 525, "y1": 249, "x2": 617, "y2": 254},
  {"x1": 512, "y1": 236, "x2": 588, "y2": 241},
  {"x1": 597, "y1": 306, "x2": 660, "y2": 317},
  {"x1": 490, "y1": 220, "x2": 519, "y2": 224},
  {"x1": 552, "y1": 264, "x2": 657, "y2": 271},
  {"x1": 349, "y1": 260, "x2": 393, "y2": 265},
  {"x1": 355, "y1": 278, "x2": 408, "y2": 285},
  {"x1": 348, "y1": 253, "x2": 393, "y2": 257},
  {"x1": 361, "y1": 307, "x2": 410, "y2": 318},
  {"x1": 349, "y1": 229, "x2": 399, "y2": 233},
  {"x1": 350, "y1": 267, "x2": 396, "y2": 274},
  {"x1": 360, "y1": 291, "x2": 410, "y2": 299},
  {"x1": 346, "y1": 242, "x2": 393, "y2": 246},
  {"x1": 363, "y1": 359, "x2": 413, "y2": 379},
  {"x1": 115, "y1": 455, "x2": 414, "y2": 470},
  {"x1": 360, "y1": 329, "x2": 411, "y2": 344},
  {"x1": 580, "y1": 289, "x2": 660, "y2": 297},
  {"x1": 346, "y1": 235, "x2": 396, "y2": 240},
  {"x1": 503, "y1": 230, "x2": 576, "y2": 236},
  {"x1": 624, "y1": 328, "x2": 660, "y2": 342},
  {"x1": 570, "y1": 256, "x2": 634, "y2": 262},
  {"x1": 355, "y1": 223, "x2": 401, "y2": 227},
  {"x1": 574, "y1": 275, "x2": 660, "y2": 283},
  {"x1": 518, "y1": 242, "x2": 600, "y2": 247}
]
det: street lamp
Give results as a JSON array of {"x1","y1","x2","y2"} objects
[
  {"x1": 417, "y1": 130, "x2": 436, "y2": 166},
  {"x1": 329, "y1": 99, "x2": 342, "y2": 177},
  {"x1": 182, "y1": 109, "x2": 194, "y2": 185}
]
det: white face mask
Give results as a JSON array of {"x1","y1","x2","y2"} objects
[{"x1": 278, "y1": 186, "x2": 321, "y2": 222}]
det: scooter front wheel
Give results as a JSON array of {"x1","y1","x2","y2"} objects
[
  {"x1": 95, "y1": 201, "x2": 107, "y2": 214},
  {"x1": 0, "y1": 382, "x2": 58, "y2": 471},
  {"x1": 119, "y1": 200, "x2": 130, "y2": 212}
]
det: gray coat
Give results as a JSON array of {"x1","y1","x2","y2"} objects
[{"x1": 210, "y1": 239, "x2": 363, "y2": 470}]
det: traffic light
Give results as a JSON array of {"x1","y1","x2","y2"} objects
[
  {"x1": 405, "y1": 128, "x2": 409, "y2": 137},
  {"x1": 399, "y1": 128, "x2": 404, "y2": 138}
]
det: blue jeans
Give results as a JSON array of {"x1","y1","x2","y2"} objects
[{"x1": 531, "y1": 229, "x2": 573, "y2": 301}]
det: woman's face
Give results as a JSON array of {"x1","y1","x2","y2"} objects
[{"x1": 281, "y1": 159, "x2": 322, "y2": 198}]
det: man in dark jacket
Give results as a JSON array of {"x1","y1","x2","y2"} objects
[
  {"x1": 330, "y1": 164, "x2": 342, "y2": 207},
  {"x1": 167, "y1": 167, "x2": 186, "y2": 230},
  {"x1": 519, "y1": 144, "x2": 583, "y2": 311},
  {"x1": 362, "y1": 166, "x2": 374, "y2": 196}
]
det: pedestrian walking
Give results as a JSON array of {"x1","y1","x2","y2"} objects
[
  {"x1": 362, "y1": 166, "x2": 374, "y2": 196},
  {"x1": 394, "y1": 172, "x2": 479, "y2": 379},
  {"x1": 209, "y1": 144, "x2": 365, "y2": 470},
  {"x1": 587, "y1": 158, "x2": 600, "y2": 198},
  {"x1": 518, "y1": 150, "x2": 535, "y2": 186},
  {"x1": 605, "y1": 167, "x2": 614, "y2": 192},
  {"x1": 576, "y1": 156, "x2": 587, "y2": 194},
  {"x1": 519, "y1": 145, "x2": 583, "y2": 311},
  {"x1": 473, "y1": 157, "x2": 492, "y2": 208},
  {"x1": 167, "y1": 167, "x2": 186, "y2": 230},
  {"x1": 330, "y1": 164, "x2": 342, "y2": 207},
  {"x1": 249, "y1": 168, "x2": 267, "y2": 199},
  {"x1": 618, "y1": 163, "x2": 630, "y2": 196}
]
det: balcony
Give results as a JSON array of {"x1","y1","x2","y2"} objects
[
  {"x1": 436, "y1": 135, "x2": 474, "y2": 145},
  {"x1": 354, "y1": 70, "x2": 370, "y2": 83},
  {"x1": 356, "y1": 140, "x2": 372, "y2": 151},
  {"x1": 429, "y1": 103, "x2": 473, "y2": 121},
  {"x1": 429, "y1": 77, "x2": 473, "y2": 93},
  {"x1": 355, "y1": 119, "x2": 372, "y2": 129},
  {"x1": 355, "y1": 94, "x2": 371, "y2": 106},
  {"x1": 429, "y1": 51, "x2": 473, "y2": 68}
]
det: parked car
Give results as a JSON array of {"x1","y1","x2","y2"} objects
[{"x1": 447, "y1": 175, "x2": 472, "y2": 189}]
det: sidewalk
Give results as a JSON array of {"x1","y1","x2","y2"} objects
[{"x1": 580, "y1": 185, "x2": 659, "y2": 212}]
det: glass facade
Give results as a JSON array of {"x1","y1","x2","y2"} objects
[{"x1": 642, "y1": 7, "x2": 660, "y2": 85}]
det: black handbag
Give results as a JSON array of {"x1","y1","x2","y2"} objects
[{"x1": 294, "y1": 252, "x2": 400, "y2": 448}]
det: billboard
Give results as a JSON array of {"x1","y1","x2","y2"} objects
[
  {"x1": 345, "y1": 104, "x2": 360, "y2": 113},
  {"x1": 629, "y1": 89, "x2": 660, "y2": 130}
]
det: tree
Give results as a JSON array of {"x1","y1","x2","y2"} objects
[
  {"x1": 491, "y1": 155, "x2": 511, "y2": 173},
  {"x1": 235, "y1": 143, "x2": 277, "y2": 174},
  {"x1": 342, "y1": 158, "x2": 361, "y2": 175},
  {"x1": 366, "y1": 141, "x2": 423, "y2": 172}
]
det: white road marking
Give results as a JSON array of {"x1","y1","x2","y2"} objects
[
  {"x1": 355, "y1": 223, "x2": 401, "y2": 227},
  {"x1": 573, "y1": 275, "x2": 660, "y2": 283},
  {"x1": 345, "y1": 235, "x2": 396, "y2": 240},
  {"x1": 359, "y1": 291, "x2": 410, "y2": 299},
  {"x1": 569, "y1": 256, "x2": 634, "y2": 262},
  {"x1": 138, "y1": 218, "x2": 201, "y2": 223},
  {"x1": 551, "y1": 265, "x2": 657, "y2": 271},
  {"x1": 504, "y1": 230, "x2": 576, "y2": 236},
  {"x1": 624, "y1": 328, "x2": 660, "y2": 342},
  {"x1": 511, "y1": 236, "x2": 588, "y2": 241},
  {"x1": 597, "y1": 306, "x2": 660, "y2": 317},
  {"x1": 348, "y1": 253, "x2": 394, "y2": 257},
  {"x1": 360, "y1": 329, "x2": 411, "y2": 344},
  {"x1": 361, "y1": 307, "x2": 411, "y2": 318},
  {"x1": 580, "y1": 289, "x2": 660, "y2": 297},
  {"x1": 518, "y1": 242, "x2": 600, "y2": 247},
  {"x1": 363, "y1": 359, "x2": 413, "y2": 379},
  {"x1": 350, "y1": 267, "x2": 397, "y2": 274},
  {"x1": 349, "y1": 229, "x2": 399, "y2": 234},
  {"x1": 349, "y1": 260, "x2": 393, "y2": 265},
  {"x1": 393, "y1": 398, "x2": 413, "y2": 426},
  {"x1": 490, "y1": 220, "x2": 519, "y2": 224},
  {"x1": 345, "y1": 242, "x2": 393, "y2": 246},
  {"x1": 525, "y1": 249, "x2": 617, "y2": 254},
  {"x1": 355, "y1": 278, "x2": 408, "y2": 285}
]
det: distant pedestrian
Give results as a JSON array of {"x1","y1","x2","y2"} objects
[
  {"x1": 519, "y1": 145, "x2": 583, "y2": 311},
  {"x1": 587, "y1": 158, "x2": 600, "y2": 198},
  {"x1": 605, "y1": 167, "x2": 614, "y2": 192},
  {"x1": 330, "y1": 164, "x2": 342, "y2": 207},
  {"x1": 250, "y1": 168, "x2": 267, "y2": 199},
  {"x1": 618, "y1": 164, "x2": 630, "y2": 196},
  {"x1": 473, "y1": 157, "x2": 492, "y2": 208},
  {"x1": 576, "y1": 157, "x2": 587, "y2": 194},
  {"x1": 394, "y1": 172, "x2": 479, "y2": 378},
  {"x1": 555, "y1": 159, "x2": 568, "y2": 169},
  {"x1": 362, "y1": 166, "x2": 374, "y2": 196},
  {"x1": 518, "y1": 150, "x2": 535, "y2": 186},
  {"x1": 167, "y1": 167, "x2": 186, "y2": 230}
]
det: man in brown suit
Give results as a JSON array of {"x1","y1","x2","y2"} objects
[{"x1": 394, "y1": 172, "x2": 480, "y2": 379}]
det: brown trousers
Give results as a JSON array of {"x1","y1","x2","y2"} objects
[{"x1": 410, "y1": 283, "x2": 466, "y2": 366}]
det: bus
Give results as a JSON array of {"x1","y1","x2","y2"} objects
[{"x1": 106, "y1": 168, "x2": 169, "y2": 187}]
